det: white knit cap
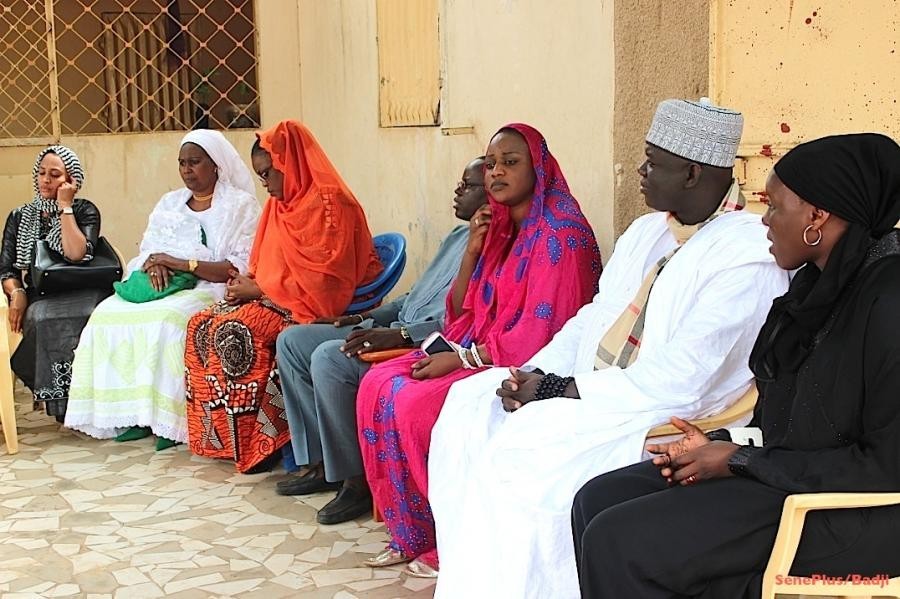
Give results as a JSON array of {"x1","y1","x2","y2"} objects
[{"x1": 645, "y1": 97, "x2": 744, "y2": 168}]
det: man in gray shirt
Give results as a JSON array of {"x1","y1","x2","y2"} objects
[{"x1": 274, "y1": 157, "x2": 486, "y2": 524}]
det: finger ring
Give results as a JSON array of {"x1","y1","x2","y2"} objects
[
  {"x1": 150, "y1": 271, "x2": 157, "y2": 277},
  {"x1": 362, "y1": 341, "x2": 372, "y2": 348},
  {"x1": 475, "y1": 218, "x2": 481, "y2": 226},
  {"x1": 686, "y1": 474, "x2": 698, "y2": 484}
]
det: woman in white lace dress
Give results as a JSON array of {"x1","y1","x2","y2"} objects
[{"x1": 64, "y1": 130, "x2": 260, "y2": 450}]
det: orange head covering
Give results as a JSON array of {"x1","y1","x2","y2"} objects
[{"x1": 249, "y1": 120, "x2": 382, "y2": 323}]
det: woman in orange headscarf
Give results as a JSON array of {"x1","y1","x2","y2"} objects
[{"x1": 184, "y1": 120, "x2": 382, "y2": 473}]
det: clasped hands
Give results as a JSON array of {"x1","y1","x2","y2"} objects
[
  {"x1": 496, "y1": 366, "x2": 545, "y2": 412},
  {"x1": 647, "y1": 416, "x2": 740, "y2": 486},
  {"x1": 494, "y1": 372, "x2": 742, "y2": 486},
  {"x1": 142, "y1": 253, "x2": 183, "y2": 292},
  {"x1": 224, "y1": 270, "x2": 262, "y2": 305}
]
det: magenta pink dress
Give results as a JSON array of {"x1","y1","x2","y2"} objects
[{"x1": 357, "y1": 123, "x2": 603, "y2": 568}]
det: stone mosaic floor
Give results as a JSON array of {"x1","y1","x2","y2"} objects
[
  {"x1": 0, "y1": 386, "x2": 850, "y2": 599},
  {"x1": 0, "y1": 384, "x2": 435, "y2": 598}
]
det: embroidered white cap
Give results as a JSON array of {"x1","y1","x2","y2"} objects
[{"x1": 646, "y1": 97, "x2": 744, "y2": 168}]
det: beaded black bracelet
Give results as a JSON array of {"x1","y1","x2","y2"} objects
[
  {"x1": 533, "y1": 373, "x2": 575, "y2": 401},
  {"x1": 705, "y1": 428, "x2": 732, "y2": 442}
]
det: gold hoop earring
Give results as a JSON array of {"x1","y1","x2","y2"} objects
[{"x1": 803, "y1": 225, "x2": 822, "y2": 246}]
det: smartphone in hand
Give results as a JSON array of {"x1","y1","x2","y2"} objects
[{"x1": 421, "y1": 332, "x2": 456, "y2": 356}]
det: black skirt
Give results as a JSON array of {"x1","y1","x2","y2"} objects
[{"x1": 11, "y1": 287, "x2": 111, "y2": 422}]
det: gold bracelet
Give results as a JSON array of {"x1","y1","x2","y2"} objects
[{"x1": 188, "y1": 259, "x2": 199, "y2": 273}]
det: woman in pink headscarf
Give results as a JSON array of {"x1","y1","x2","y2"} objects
[{"x1": 356, "y1": 123, "x2": 602, "y2": 577}]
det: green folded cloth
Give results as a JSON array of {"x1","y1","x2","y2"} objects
[{"x1": 114, "y1": 270, "x2": 198, "y2": 303}]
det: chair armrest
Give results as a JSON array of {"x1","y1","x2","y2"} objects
[
  {"x1": 0, "y1": 290, "x2": 13, "y2": 360},
  {"x1": 358, "y1": 348, "x2": 414, "y2": 363},
  {"x1": 647, "y1": 384, "x2": 759, "y2": 438},
  {"x1": 783, "y1": 492, "x2": 900, "y2": 511},
  {"x1": 763, "y1": 493, "x2": 900, "y2": 594},
  {"x1": 0, "y1": 290, "x2": 23, "y2": 355}
]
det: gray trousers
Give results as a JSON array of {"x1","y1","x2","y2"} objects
[{"x1": 276, "y1": 323, "x2": 373, "y2": 482}]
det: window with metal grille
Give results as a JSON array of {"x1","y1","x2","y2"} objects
[{"x1": 0, "y1": 0, "x2": 260, "y2": 143}]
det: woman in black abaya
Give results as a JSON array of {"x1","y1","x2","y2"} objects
[{"x1": 571, "y1": 133, "x2": 900, "y2": 599}]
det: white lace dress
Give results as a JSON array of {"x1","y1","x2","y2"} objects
[{"x1": 64, "y1": 184, "x2": 259, "y2": 441}]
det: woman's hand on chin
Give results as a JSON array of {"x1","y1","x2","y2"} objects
[
  {"x1": 56, "y1": 181, "x2": 76, "y2": 208},
  {"x1": 466, "y1": 205, "x2": 493, "y2": 257},
  {"x1": 410, "y1": 352, "x2": 462, "y2": 380}
]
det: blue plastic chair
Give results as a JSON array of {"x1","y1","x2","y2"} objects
[{"x1": 346, "y1": 232, "x2": 407, "y2": 313}]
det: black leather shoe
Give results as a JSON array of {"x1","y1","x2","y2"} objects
[
  {"x1": 275, "y1": 469, "x2": 341, "y2": 496},
  {"x1": 316, "y1": 484, "x2": 372, "y2": 524}
]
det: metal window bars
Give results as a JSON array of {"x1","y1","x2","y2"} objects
[{"x1": 0, "y1": 0, "x2": 259, "y2": 144}]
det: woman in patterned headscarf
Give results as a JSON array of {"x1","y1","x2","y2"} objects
[
  {"x1": 356, "y1": 124, "x2": 601, "y2": 577},
  {"x1": 0, "y1": 145, "x2": 108, "y2": 422}
]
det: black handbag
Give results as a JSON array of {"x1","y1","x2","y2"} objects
[{"x1": 30, "y1": 236, "x2": 123, "y2": 296}]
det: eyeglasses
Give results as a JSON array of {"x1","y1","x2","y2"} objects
[{"x1": 456, "y1": 181, "x2": 484, "y2": 192}]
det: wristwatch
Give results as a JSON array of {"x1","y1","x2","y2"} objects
[
  {"x1": 188, "y1": 259, "x2": 199, "y2": 272},
  {"x1": 399, "y1": 326, "x2": 411, "y2": 344},
  {"x1": 59, "y1": 207, "x2": 74, "y2": 216}
]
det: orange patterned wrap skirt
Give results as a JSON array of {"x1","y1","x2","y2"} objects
[{"x1": 185, "y1": 300, "x2": 293, "y2": 472}]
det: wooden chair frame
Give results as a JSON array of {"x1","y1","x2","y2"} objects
[{"x1": 0, "y1": 244, "x2": 127, "y2": 455}]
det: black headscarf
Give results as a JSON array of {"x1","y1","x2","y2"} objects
[{"x1": 750, "y1": 133, "x2": 900, "y2": 381}]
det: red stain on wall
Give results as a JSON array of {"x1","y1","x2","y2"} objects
[
  {"x1": 780, "y1": 122, "x2": 791, "y2": 133},
  {"x1": 760, "y1": 145, "x2": 774, "y2": 157}
]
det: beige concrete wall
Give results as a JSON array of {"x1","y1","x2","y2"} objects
[
  {"x1": 612, "y1": 0, "x2": 710, "y2": 236},
  {"x1": 710, "y1": 0, "x2": 900, "y2": 202},
  {"x1": 294, "y1": 0, "x2": 616, "y2": 289},
  {"x1": 0, "y1": 0, "x2": 617, "y2": 294},
  {"x1": 0, "y1": 131, "x2": 260, "y2": 259}
]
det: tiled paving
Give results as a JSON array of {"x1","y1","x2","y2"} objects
[
  {"x1": 0, "y1": 384, "x2": 435, "y2": 598},
  {"x1": 1, "y1": 385, "x2": 859, "y2": 599}
]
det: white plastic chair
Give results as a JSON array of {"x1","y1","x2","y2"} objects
[
  {"x1": 762, "y1": 493, "x2": 900, "y2": 598},
  {"x1": 645, "y1": 383, "x2": 758, "y2": 439}
]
